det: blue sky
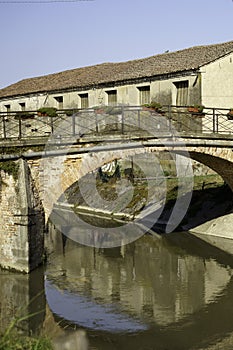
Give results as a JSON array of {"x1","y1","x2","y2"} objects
[{"x1": 0, "y1": 0, "x2": 232, "y2": 88}]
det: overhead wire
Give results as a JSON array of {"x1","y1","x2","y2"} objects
[{"x1": 0, "y1": 0, "x2": 93, "y2": 3}]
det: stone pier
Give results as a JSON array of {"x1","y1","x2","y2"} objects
[{"x1": 0, "y1": 159, "x2": 45, "y2": 273}]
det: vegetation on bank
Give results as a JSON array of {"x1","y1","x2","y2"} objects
[
  {"x1": 69, "y1": 171, "x2": 232, "y2": 234},
  {"x1": 0, "y1": 333, "x2": 52, "y2": 350},
  {"x1": 63, "y1": 159, "x2": 233, "y2": 233},
  {"x1": 0, "y1": 301, "x2": 53, "y2": 350},
  {"x1": 66, "y1": 167, "x2": 226, "y2": 214}
]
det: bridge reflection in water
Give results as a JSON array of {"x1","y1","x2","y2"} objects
[
  {"x1": 44, "y1": 223, "x2": 233, "y2": 349},
  {"x1": 1, "y1": 222, "x2": 233, "y2": 349}
]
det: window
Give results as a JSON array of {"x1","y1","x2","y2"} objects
[
  {"x1": 106, "y1": 90, "x2": 117, "y2": 105},
  {"x1": 138, "y1": 86, "x2": 150, "y2": 105},
  {"x1": 19, "y1": 102, "x2": 26, "y2": 111},
  {"x1": 54, "y1": 96, "x2": 63, "y2": 109},
  {"x1": 174, "y1": 81, "x2": 189, "y2": 106},
  {"x1": 4, "y1": 104, "x2": 11, "y2": 113},
  {"x1": 79, "y1": 93, "x2": 89, "y2": 109}
]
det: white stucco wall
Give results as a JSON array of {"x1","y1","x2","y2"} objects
[
  {"x1": 0, "y1": 73, "x2": 200, "y2": 112},
  {"x1": 200, "y1": 52, "x2": 233, "y2": 109}
]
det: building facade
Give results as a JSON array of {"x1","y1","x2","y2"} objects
[{"x1": 0, "y1": 40, "x2": 233, "y2": 112}]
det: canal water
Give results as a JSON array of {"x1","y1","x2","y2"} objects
[{"x1": 1, "y1": 225, "x2": 233, "y2": 350}]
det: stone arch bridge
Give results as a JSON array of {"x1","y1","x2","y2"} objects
[{"x1": 0, "y1": 135, "x2": 233, "y2": 272}]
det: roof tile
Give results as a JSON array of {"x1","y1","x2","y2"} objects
[{"x1": 1, "y1": 40, "x2": 233, "y2": 98}]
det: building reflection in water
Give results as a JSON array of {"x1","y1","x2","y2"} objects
[
  {"x1": 46, "y1": 223, "x2": 232, "y2": 329},
  {"x1": 1, "y1": 221, "x2": 232, "y2": 349}
]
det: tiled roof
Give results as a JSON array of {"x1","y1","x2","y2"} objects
[{"x1": 1, "y1": 40, "x2": 233, "y2": 98}]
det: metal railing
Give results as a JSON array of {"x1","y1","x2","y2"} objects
[{"x1": 0, "y1": 105, "x2": 232, "y2": 143}]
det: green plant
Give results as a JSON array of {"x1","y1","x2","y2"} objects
[
  {"x1": 143, "y1": 101, "x2": 162, "y2": 110},
  {"x1": 0, "y1": 161, "x2": 19, "y2": 181},
  {"x1": 0, "y1": 330, "x2": 52, "y2": 350},
  {"x1": 37, "y1": 107, "x2": 57, "y2": 117},
  {"x1": 0, "y1": 293, "x2": 52, "y2": 350}
]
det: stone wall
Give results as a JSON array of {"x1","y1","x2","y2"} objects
[{"x1": 0, "y1": 159, "x2": 45, "y2": 273}]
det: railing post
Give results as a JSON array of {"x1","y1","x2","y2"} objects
[
  {"x1": 95, "y1": 111, "x2": 99, "y2": 133},
  {"x1": 2, "y1": 115, "x2": 6, "y2": 139},
  {"x1": 72, "y1": 112, "x2": 76, "y2": 136},
  {"x1": 212, "y1": 108, "x2": 216, "y2": 133},
  {"x1": 121, "y1": 105, "x2": 124, "y2": 134},
  {"x1": 50, "y1": 116, "x2": 54, "y2": 134},
  {"x1": 18, "y1": 114, "x2": 22, "y2": 139},
  {"x1": 138, "y1": 109, "x2": 141, "y2": 129},
  {"x1": 168, "y1": 105, "x2": 172, "y2": 133}
]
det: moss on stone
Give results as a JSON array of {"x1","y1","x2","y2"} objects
[
  {"x1": 0, "y1": 161, "x2": 19, "y2": 181},
  {"x1": 0, "y1": 145, "x2": 45, "y2": 155}
]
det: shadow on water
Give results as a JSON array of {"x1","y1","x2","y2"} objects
[
  {"x1": 45, "y1": 222, "x2": 233, "y2": 350},
  {"x1": 0, "y1": 266, "x2": 46, "y2": 336}
]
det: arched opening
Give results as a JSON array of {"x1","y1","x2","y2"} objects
[{"x1": 46, "y1": 149, "x2": 233, "y2": 240}]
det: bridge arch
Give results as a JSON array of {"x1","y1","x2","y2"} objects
[
  {"x1": 189, "y1": 151, "x2": 233, "y2": 189},
  {"x1": 172, "y1": 145, "x2": 233, "y2": 190},
  {"x1": 33, "y1": 143, "x2": 233, "y2": 223}
]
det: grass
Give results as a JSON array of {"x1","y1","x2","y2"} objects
[
  {"x1": 164, "y1": 173, "x2": 224, "y2": 203},
  {"x1": 0, "y1": 333, "x2": 52, "y2": 350},
  {"x1": 0, "y1": 316, "x2": 53, "y2": 350},
  {"x1": 0, "y1": 294, "x2": 53, "y2": 350}
]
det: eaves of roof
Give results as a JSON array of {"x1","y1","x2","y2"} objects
[{"x1": 0, "y1": 40, "x2": 233, "y2": 100}]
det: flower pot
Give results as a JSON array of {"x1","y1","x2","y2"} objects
[
  {"x1": 38, "y1": 112, "x2": 47, "y2": 117},
  {"x1": 188, "y1": 107, "x2": 205, "y2": 116},
  {"x1": 227, "y1": 111, "x2": 233, "y2": 120},
  {"x1": 188, "y1": 107, "x2": 199, "y2": 113}
]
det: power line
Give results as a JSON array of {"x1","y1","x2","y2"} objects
[{"x1": 0, "y1": 0, "x2": 94, "y2": 3}]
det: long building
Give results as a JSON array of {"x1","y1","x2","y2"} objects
[{"x1": 0, "y1": 40, "x2": 233, "y2": 112}]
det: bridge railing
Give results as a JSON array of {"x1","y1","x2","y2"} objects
[{"x1": 0, "y1": 105, "x2": 232, "y2": 142}]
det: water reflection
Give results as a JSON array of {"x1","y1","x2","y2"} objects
[
  {"x1": 1, "y1": 223, "x2": 233, "y2": 350},
  {"x1": 0, "y1": 267, "x2": 45, "y2": 335},
  {"x1": 45, "y1": 224, "x2": 233, "y2": 349},
  {"x1": 45, "y1": 280, "x2": 147, "y2": 332}
]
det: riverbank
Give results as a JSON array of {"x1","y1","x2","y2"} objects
[
  {"x1": 63, "y1": 173, "x2": 232, "y2": 233},
  {"x1": 154, "y1": 177, "x2": 232, "y2": 233},
  {"x1": 0, "y1": 331, "x2": 52, "y2": 350}
]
